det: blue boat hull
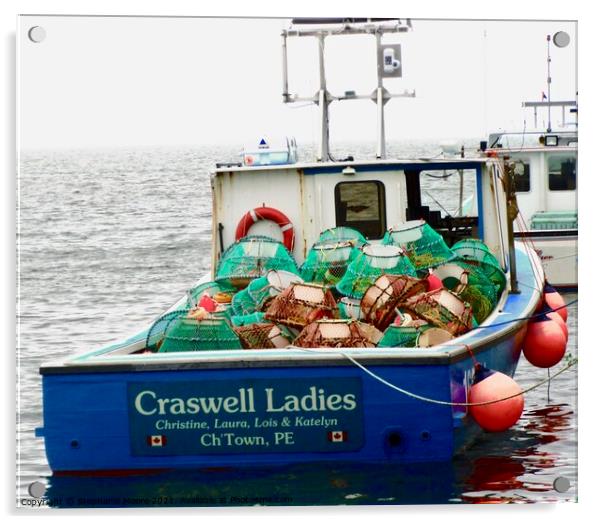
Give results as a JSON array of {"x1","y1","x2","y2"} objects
[{"x1": 39, "y1": 332, "x2": 524, "y2": 474}]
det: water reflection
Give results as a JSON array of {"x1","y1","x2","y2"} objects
[
  {"x1": 41, "y1": 399, "x2": 576, "y2": 507},
  {"x1": 458, "y1": 402, "x2": 575, "y2": 503}
]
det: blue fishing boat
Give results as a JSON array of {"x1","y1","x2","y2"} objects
[{"x1": 37, "y1": 18, "x2": 548, "y2": 475}]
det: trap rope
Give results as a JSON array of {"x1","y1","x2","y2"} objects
[{"x1": 298, "y1": 347, "x2": 577, "y2": 407}]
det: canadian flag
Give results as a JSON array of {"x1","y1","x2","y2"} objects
[
  {"x1": 146, "y1": 435, "x2": 167, "y2": 447},
  {"x1": 327, "y1": 430, "x2": 348, "y2": 443}
]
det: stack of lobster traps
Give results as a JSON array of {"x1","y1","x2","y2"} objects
[{"x1": 143, "y1": 226, "x2": 506, "y2": 352}]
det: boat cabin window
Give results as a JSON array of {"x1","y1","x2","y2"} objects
[
  {"x1": 548, "y1": 155, "x2": 576, "y2": 191},
  {"x1": 514, "y1": 162, "x2": 531, "y2": 192},
  {"x1": 334, "y1": 181, "x2": 386, "y2": 239},
  {"x1": 405, "y1": 168, "x2": 479, "y2": 245}
]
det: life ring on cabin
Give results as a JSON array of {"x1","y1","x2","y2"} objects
[{"x1": 235, "y1": 206, "x2": 295, "y2": 251}]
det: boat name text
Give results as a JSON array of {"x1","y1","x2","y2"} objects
[{"x1": 133, "y1": 387, "x2": 357, "y2": 416}]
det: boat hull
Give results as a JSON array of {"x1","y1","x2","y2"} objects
[
  {"x1": 39, "y1": 332, "x2": 524, "y2": 474},
  {"x1": 516, "y1": 230, "x2": 577, "y2": 289}
]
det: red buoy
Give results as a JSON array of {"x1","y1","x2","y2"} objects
[
  {"x1": 468, "y1": 366, "x2": 524, "y2": 432},
  {"x1": 540, "y1": 303, "x2": 568, "y2": 340},
  {"x1": 544, "y1": 282, "x2": 567, "y2": 322},
  {"x1": 523, "y1": 316, "x2": 567, "y2": 368},
  {"x1": 198, "y1": 293, "x2": 217, "y2": 313}
]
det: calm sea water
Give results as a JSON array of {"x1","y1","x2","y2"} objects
[{"x1": 16, "y1": 142, "x2": 577, "y2": 507}]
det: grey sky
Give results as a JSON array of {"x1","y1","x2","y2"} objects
[{"x1": 18, "y1": 16, "x2": 577, "y2": 150}]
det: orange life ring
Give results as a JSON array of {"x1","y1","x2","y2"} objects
[{"x1": 235, "y1": 206, "x2": 295, "y2": 251}]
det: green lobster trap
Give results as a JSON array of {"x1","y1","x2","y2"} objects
[
  {"x1": 187, "y1": 280, "x2": 237, "y2": 308},
  {"x1": 230, "y1": 311, "x2": 267, "y2": 327},
  {"x1": 158, "y1": 316, "x2": 242, "y2": 352},
  {"x1": 383, "y1": 220, "x2": 455, "y2": 271},
  {"x1": 378, "y1": 325, "x2": 424, "y2": 348},
  {"x1": 451, "y1": 238, "x2": 500, "y2": 268},
  {"x1": 145, "y1": 309, "x2": 189, "y2": 351},
  {"x1": 317, "y1": 226, "x2": 367, "y2": 245},
  {"x1": 402, "y1": 288, "x2": 473, "y2": 337},
  {"x1": 300, "y1": 240, "x2": 361, "y2": 286},
  {"x1": 230, "y1": 270, "x2": 303, "y2": 317},
  {"x1": 215, "y1": 235, "x2": 299, "y2": 288},
  {"x1": 336, "y1": 244, "x2": 417, "y2": 299},
  {"x1": 433, "y1": 262, "x2": 501, "y2": 324},
  {"x1": 450, "y1": 239, "x2": 506, "y2": 296}
]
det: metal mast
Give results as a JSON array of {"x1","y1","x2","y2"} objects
[
  {"x1": 281, "y1": 18, "x2": 415, "y2": 162},
  {"x1": 521, "y1": 31, "x2": 575, "y2": 133}
]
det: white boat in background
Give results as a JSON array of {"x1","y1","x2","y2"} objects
[
  {"x1": 485, "y1": 31, "x2": 577, "y2": 289},
  {"x1": 485, "y1": 125, "x2": 577, "y2": 289}
]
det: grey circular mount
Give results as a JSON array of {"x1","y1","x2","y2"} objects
[
  {"x1": 553, "y1": 476, "x2": 571, "y2": 493},
  {"x1": 28, "y1": 481, "x2": 47, "y2": 498},
  {"x1": 28, "y1": 26, "x2": 46, "y2": 43},
  {"x1": 553, "y1": 31, "x2": 570, "y2": 48}
]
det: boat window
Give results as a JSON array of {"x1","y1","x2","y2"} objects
[
  {"x1": 548, "y1": 155, "x2": 576, "y2": 191},
  {"x1": 417, "y1": 169, "x2": 477, "y2": 219},
  {"x1": 405, "y1": 168, "x2": 479, "y2": 245},
  {"x1": 334, "y1": 181, "x2": 386, "y2": 239},
  {"x1": 514, "y1": 162, "x2": 531, "y2": 192}
]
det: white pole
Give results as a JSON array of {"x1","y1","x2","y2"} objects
[
  {"x1": 317, "y1": 33, "x2": 329, "y2": 162},
  {"x1": 547, "y1": 34, "x2": 552, "y2": 132},
  {"x1": 375, "y1": 31, "x2": 386, "y2": 159},
  {"x1": 281, "y1": 32, "x2": 289, "y2": 103}
]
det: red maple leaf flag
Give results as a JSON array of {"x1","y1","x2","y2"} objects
[
  {"x1": 327, "y1": 430, "x2": 348, "y2": 443},
  {"x1": 146, "y1": 435, "x2": 167, "y2": 447}
]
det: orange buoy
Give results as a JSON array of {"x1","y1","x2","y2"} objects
[
  {"x1": 523, "y1": 316, "x2": 567, "y2": 368},
  {"x1": 544, "y1": 282, "x2": 567, "y2": 322},
  {"x1": 468, "y1": 365, "x2": 524, "y2": 432},
  {"x1": 540, "y1": 303, "x2": 568, "y2": 340},
  {"x1": 426, "y1": 271, "x2": 443, "y2": 291}
]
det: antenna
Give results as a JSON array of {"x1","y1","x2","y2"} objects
[
  {"x1": 281, "y1": 19, "x2": 415, "y2": 162},
  {"x1": 523, "y1": 31, "x2": 575, "y2": 133}
]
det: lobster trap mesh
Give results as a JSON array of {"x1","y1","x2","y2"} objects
[
  {"x1": 187, "y1": 280, "x2": 237, "y2": 309},
  {"x1": 230, "y1": 270, "x2": 303, "y2": 317},
  {"x1": 433, "y1": 262, "x2": 500, "y2": 324},
  {"x1": 336, "y1": 244, "x2": 417, "y2": 299},
  {"x1": 215, "y1": 235, "x2": 299, "y2": 288},
  {"x1": 471, "y1": 261, "x2": 507, "y2": 297},
  {"x1": 378, "y1": 325, "x2": 423, "y2": 348},
  {"x1": 402, "y1": 288, "x2": 473, "y2": 336},
  {"x1": 383, "y1": 220, "x2": 455, "y2": 271},
  {"x1": 145, "y1": 309, "x2": 189, "y2": 350},
  {"x1": 294, "y1": 320, "x2": 383, "y2": 348},
  {"x1": 230, "y1": 287, "x2": 258, "y2": 316},
  {"x1": 360, "y1": 274, "x2": 429, "y2": 331},
  {"x1": 230, "y1": 311, "x2": 266, "y2": 327},
  {"x1": 159, "y1": 316, "x2": 242, "y2": 352},
  {"x1": 234, "y1": 322, "x2": 294, "y2": 349},
  {"x1": 264, "y1": 283, "x2": 338, "y2": 329},
  {"x1": 338, "y1": 297, "x2": 362, "y2": 320},
  {"x1": 451, "y1": 238, "x2": 501, "y2": 269},
  {"x1": 318, "y1": 226, "x2": 367, "y2": 246},
  {"x1": 300, "y1": 241, "x2": 361, "y2": 286}
]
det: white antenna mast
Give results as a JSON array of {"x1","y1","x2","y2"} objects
[
  {"x1": 523, "y1": 31, "x2": 574, "y2": 133},
  {"x1": 281, "y1": 18, "x2": 415, "y2": 162}
]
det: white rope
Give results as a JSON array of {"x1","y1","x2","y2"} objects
[{"x1": 297, "y1": 347, "x2": 577, "y2": 407}]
